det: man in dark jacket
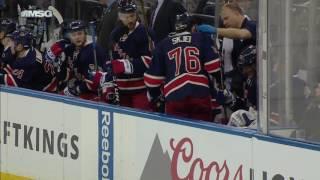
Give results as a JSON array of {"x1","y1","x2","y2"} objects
[
  {"x1": 149, "y1": 0, "x2": 186, "y2": 43},
  {"x1": 97, "y1": 0, "x2": 119, "y2": 52}
]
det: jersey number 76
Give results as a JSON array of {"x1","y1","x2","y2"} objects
[{"x1": 168, "y1": 46, "x2": 201, "y2": 76}]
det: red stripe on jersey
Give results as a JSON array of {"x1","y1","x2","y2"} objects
[
  {"x1": 4, "y1": 64, "x2": 13, "y2": 74},
  {"x1": 144, "y1": 73, "x2": 165, "y2": 87},
  {"x1": 116, "y1": 78, "x2": 146, "y2": 90},
  {"x1": 6, "y1": 64, "x2": 13, "y2": 72},
  {"x1": 42, "y1": 77, "x2": 58, "y2": 92},
  {"x1": 164, "y1": 74, "x2": 209, "y2": 97},
  {"x1": 4, "y1": 74, "x2": 18, "y2": 87},
  {"x1": 142, "y1": 56, "x2": 152, "y2": 68},
  {"x1": 204, "y1": 58, "x2": 220, "y2": 73}
]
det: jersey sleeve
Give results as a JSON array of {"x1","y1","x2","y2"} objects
[
  {"x1": 125, "y1": 27, "x2": 152, "y2": 75},
  {"x1": 144, "y1": 45, "x2": 166, "y2": 98},
  {"x1": 5, "y1": 62, "x2": 37, "y2": 88},
  {"x1": 244, "y1": 20, "x2": 257, "y2": 41},
  {"x1": 200, "y1": 34, "x2": 221, "y2": 74}
]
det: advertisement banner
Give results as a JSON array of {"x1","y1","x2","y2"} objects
[
  {"x1": 252, "y1": 136, "x2": 320, "y2": 180},
  {"x1": 0, "y1": 91, "x2": 100, "y2": 180},
  {"x1": 2, "y1": 87, "x2": 320, "y2": 180},
  {"x1": 113, "y1": 113, "x2": 253, "y2": 180},
  {"x1": 98, "y1": 110, "x2": 113, "y2": 180}
]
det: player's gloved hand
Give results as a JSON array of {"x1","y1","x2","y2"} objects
[
  {"x1": 111, "y1": 59, "x2": 133, "y2": 75},
  {"x1": 97, "y1": 72, "x2": 119, "y2": 104},
  {"x1": 63, "y1": 86, "x2": 80, "y2": 97},
  {"x1": 228, "y1": 110, "x2": 256, "y2": 127},
  {"x1": 44, "y1": 39, "x2": 69, "y2": 63},
  {"x1": 45, "y1": 42, "x2": 63, "y2": 62},
  {"x1": 196, "y1": 24, "x2": 217, "y2": 35},
  {"x1": 86, "y1": 71, "x2": 106, "y2": 92},
  {"x1": 101, "y1": 81, "x2": 117, "y2": 104},
  {"x1": 62, "y1": 79, "x2": 80, "y2": 97}
]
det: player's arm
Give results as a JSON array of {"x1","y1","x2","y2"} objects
[
  {"x1": 217, "y1": 28, "x2": 252, "y2": 39},
  {"x1": 131, "y1": 32, "x2": 153, "y2": 74},
  {"x1": 144, "y1": 47, "x2": 165, "y2": 101},
  {"x1": 3, "y1": 62, "x2": 37, "y2": 88},
  {"x1": 44, "y1": 40, "x2": 72, "y2": 86},
  {"x1": 81, "y1": 45, "x2": 109, "y2": 92},
  {"x1": 0, "y1": 71, "x2": 17, "y2": 87},
  {"x1": 112, "y1": 33, "x2": 152, "y2": 75},
  {"x1": 219, "y1": 19, "x2": 256, "y2": 40},
  {"x1": 66, "y1": 45, "x2": 110, "y2": 96},
  {"x1": 114, "y1": 54, "x2": 151, "y2": 75}
]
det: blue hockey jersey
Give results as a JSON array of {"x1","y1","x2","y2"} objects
[
  {"x1": 2, "y1": 48, "x2": 42, "y2": 89},
  {"x1": 144, "y1": 32, "x2": 221, "y2": 101},
  {"x1": 111, "y1": 22, "x2": 152, "y2": 92},
  {"x1": 73, "y1": 42, "x2": 108, "y2": 92}
]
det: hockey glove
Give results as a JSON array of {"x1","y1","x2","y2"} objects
[
  {"x1": 62, "y1": 79, "x2": 81, "y2": 97},
  {"x1": 100, "y1": 72, "x2": 119, "y2": 104},
  {"x1": 63, "y1": 86, "x2": 80, "y2": 97},
  {"x1": 101, "y1": 81, "x2": 117, "y2": 104},
  {"x1": 45, "y1": 42, "x2": 64, "y2": 62},
  {"x1": 86, "y1": 71, "x2": 105, "y2": 92},
  {"x1": 45, "y1": 39, "x2": 69, "y2": 62},
  {"x1": 111, "y1": 59, "x2": 133, "y2": 75},
  {"x1": 228, "y1": 109, "x2": 256, "y2": 127}
]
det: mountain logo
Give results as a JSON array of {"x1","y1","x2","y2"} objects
[{"x1": 140, "y1": 134, "x2": 171, "y2": 180}]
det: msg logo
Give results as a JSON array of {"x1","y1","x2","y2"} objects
[{"x1": 21, "y1": 10, "x2": 52, "y2": 18}]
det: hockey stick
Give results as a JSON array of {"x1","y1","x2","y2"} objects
[
  {"x1": 138, "y1": 0, "x2": 148, "y2": 26},
  {"x1": 48, "y1": 6, "x2": 64, "y2": 25},
  {"x1": 137, "y1": 0, "x2": 155, "y2": 51},
  {"x1": 40, "y1": 19, "x2": 48, "y2": 52},
  {"x1": 219, "y1": 48, "x2": 229, "y2": 124},
  {"x1": 107, "y1": 50, "x2": 120, "y2": 105},
  {"x1": 89, "y1": 21, "x2": 98, "y2": 71}
]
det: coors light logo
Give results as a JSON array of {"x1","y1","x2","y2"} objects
[{"x1": 140, "y1": 134, "x2": 244, "y2": 180}]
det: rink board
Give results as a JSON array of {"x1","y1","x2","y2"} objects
[
  {"x1": 0, "y1": 87, "x2": 101, "y2": 180},
  {"x1": 0, "y1": 86, "x2": 320, "y2": 179}
]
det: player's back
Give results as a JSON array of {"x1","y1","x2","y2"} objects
[
  {"x1": 160, "y1": 32, "x2": 210, "y2": 76},
  {"x1": 156, "y1": 32, "x2": 218, "y2": 101}
]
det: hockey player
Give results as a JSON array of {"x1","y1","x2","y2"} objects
[
  {"x1": 109, "y1": 0, "x2": 152, "y2": 110},
  {"x1": 61, "y1": 20, "x2": 109, "y2": 101},
  {"x1": 238, "y1": 45, "x2": 257, "y2": 109},
  {"x1": 0, "y1": 18, "x2": 16, "y2": 71},
  {"x1": 0, "y1": 29, "x2": 43, "y2": 89},
  {"x1": 144, "y1": 13, "x2": 221, "y2": 121},
  {"x1": 225, "y1": 45, "x2": 257, "y2": 111},
  {"x1": 219, "y1": 45, "x2": 258, "y2": 128}
]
